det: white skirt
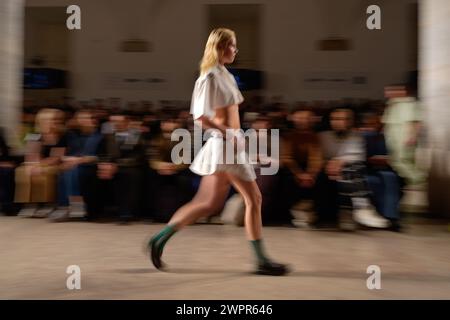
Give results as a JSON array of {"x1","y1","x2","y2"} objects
[{"x1": 189, "y1": 131, "x2": 257, "y2": 181}]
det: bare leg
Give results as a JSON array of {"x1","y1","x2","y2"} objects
[
  {"x1": 225, "y1": 174, "x2": 262, "y2": 240},
  {"x1": 226, "y1": 173, "x2": 289, "y2": 275},
  {"x1": 168, "y1": 172, "x2": 231, "y2": 229},
  {"x1": 148, "y1": 172, "x2": 230, "y2": 269}
]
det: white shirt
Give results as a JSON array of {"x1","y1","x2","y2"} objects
[{"x1": 190, "y1": 64, "x2": 244, "y2": 120}]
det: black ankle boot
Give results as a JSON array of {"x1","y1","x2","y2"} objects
[
  {"x1": 256, "y1": 260, "x2": 290, "y2": 276},
  {"x1": 148, "y1": 238, "x2": 166, "y2": 270}
]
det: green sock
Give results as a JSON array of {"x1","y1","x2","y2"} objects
[
  {"x1": 250, "y1": 239, "x2": 270, "y2": 265},
  {"x1": 158, "y1": 228, "x2": 176, "y2": 251},
  {"x1": 151, "y1": 224, "x2": 177, "y2": 252}
]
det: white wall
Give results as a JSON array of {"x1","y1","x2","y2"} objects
[
  {"x1": 25, "y1": 0, "x2": 418, "y2": 104},
  {"x1": 24, "y1": 7, "x2": 70, "y2": 104},
  {"x1": 1, "y1": 0, "x2": 24, "y2": 147},
  {"x1": 263, "y1": 0, "x2": 417, "y2": 101},
  {"x1": 420, "y1": 0, "x2": 450, "y2": 216}
]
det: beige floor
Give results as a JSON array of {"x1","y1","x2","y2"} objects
[{"x1": 0, "y1": 216, "x2": 449, "y2": 299}]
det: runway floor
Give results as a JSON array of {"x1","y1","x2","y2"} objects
[{"x1": 1, "y1": 215, "x2": 449, "y2": 299}]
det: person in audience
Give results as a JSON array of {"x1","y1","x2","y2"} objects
[
  {"x1": 360, "y1": 110, "x2": 403, "y2": 231},
  {"x1": 279, "y1": 108, "x2": 323, "y2": 226},
  {"x1": 146, "y1": 113, "x2": 193, "y2": 221},
  {"x1": 15, "y1": 108, "x2": 66, "y2": 218},
  {"x1": 382, "y1": 84, "x2": 426, "y2": 186},
  {"x1": 317, "y1": 108, "x2": 390, "y2": 230},
  {"x1": 248, "y1": 113, "x2": 288, "y2": 225},
  {"x1": 96, "y1": 111, "x2": 147, "y2": 223},
  {"x1": 19, "y1": 109, "x2": 36, "y2": 148},
  {"x1": 50, "y1": 110, "x2": 103, "y2": 222}
]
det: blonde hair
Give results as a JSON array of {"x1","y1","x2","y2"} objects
[
  {"x1": 35, "y1": 108, "x2": 65, "y2": 135},
  {"x1": 199, "y1": 28, "x2": 236, "y2": 76}
]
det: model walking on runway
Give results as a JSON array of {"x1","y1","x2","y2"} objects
[{"x1": 147, "y1": 28, "x2": 289, "y2": 276}]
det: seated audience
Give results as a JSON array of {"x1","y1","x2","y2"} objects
[
  {"x1": 95, "y1": 111, "x2": 147, "y2": 222},
  {"x1": 146, "y1": 113, "x2": 194, "y2": 222},
  {"x1": 317, "y1": 108, "x2": 390, "y2": 230},
  {"x1": 15, "y1": 108, "x2": 66, "y2": 218},
  {"x1": 50, "y1": 110, "x2": 103, "y2": 221},
  {"x1": 248, "y1": 113, "x2": 288, "y2": 225},
  {"x1": 360, "y1": 111, "x2": 403, "y2": 231},
  {"x1": 278, "y1": 108, "x2": 323, "y2": 226}
]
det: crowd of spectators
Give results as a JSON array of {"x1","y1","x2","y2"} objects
[{"x1": 0, "y1": 85, "x2": 425, "y2": 232}]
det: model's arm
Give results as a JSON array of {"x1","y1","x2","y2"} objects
[
  {"x1": 195, "y1": 115, "x2": 226, "y2": 133},
  {"x1": 195, "y1": 104, "x2": 239, "y2": 137}
]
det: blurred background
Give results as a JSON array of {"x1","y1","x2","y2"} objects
[
  {"x1": 0, "y1": 1, "x2": 449, "y2": 232},
  {"x1": 1, "y1": 0, "x2": 450, "y2": 300}
]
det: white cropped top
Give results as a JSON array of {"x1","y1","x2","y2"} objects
[{"x1": 189, "y1": 64, "x2": 244, "y2": 120}]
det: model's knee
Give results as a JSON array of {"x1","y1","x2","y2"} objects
[{"x1": 244, "y1": 191, "x2": 262, "y2": 209}]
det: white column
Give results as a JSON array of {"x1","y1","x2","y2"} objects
[
  {"x1": 0, "y1": 0, "x2": 24, "y2": 148},
  {"x1": 419, "y1": 0, "x2": 450, "y2": 216}
]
